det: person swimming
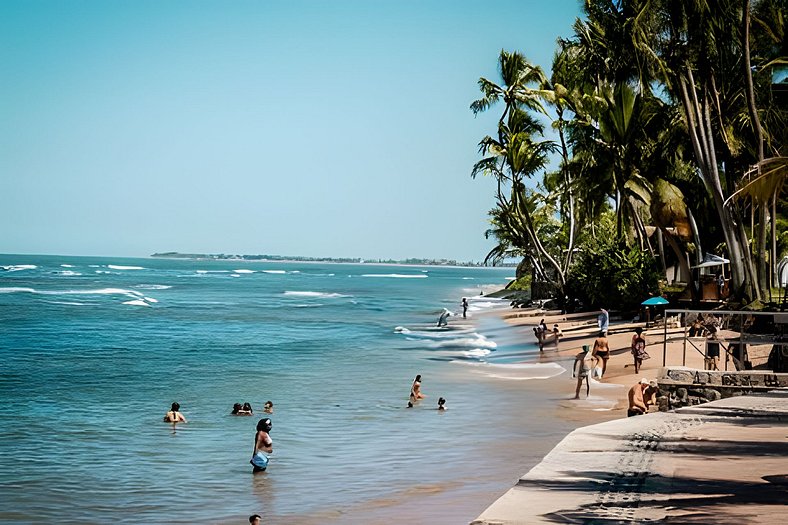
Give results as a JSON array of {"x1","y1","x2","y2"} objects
[
  {"x1": 231, "y1": 403, "x2": 243, "y2": 415},
  {"x1": 263, "y1": 401, "x2": 274, "y2": 414},
  {"x1": 163, "y1": 402, "x2": 187, "y2": 424},
  {"x1": 437, "y1": 397, "x2": 446, "y2": 410}
]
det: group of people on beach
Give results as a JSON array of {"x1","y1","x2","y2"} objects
[{"x1": 533, "y1": 318, "x2": 562, "y2": 351}]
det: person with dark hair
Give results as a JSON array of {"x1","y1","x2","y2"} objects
[
  {"x1": 250, "y1": 418, "x2": 273, "y2": 473},
  {"x1": 249, "y1": 514, "x2": 262, "y2": 524},
  {"x1": 631, "y1": 327, "x2": 649, "y2": 374},
  {"x1": 437, "y1": 397, "x2": 446, "y2": 410},
  {"x1": 461, "y1": 297, "x2": 469, "y2": 318},
  {"x1": 231, "y1": 403, "x2": 243, "y2": 415},
  {"x1": 410, "y1": 374, "x2": 425, "y2": 402},
  {"x1": 573, "y1": 345, "x2": 593, "y2": 399},
  {"x1": 263, "y1": 401, "x2": 274, "y2": 414},
  {"x1": 163, "y1": 402, "x2": 187, "y2": 423},
  {"x1": 592, "y1": 331, "x2": 611, "y2": 378},
  {"x1": 241, "y1": 402, "x2": 253, "y2": 415}
]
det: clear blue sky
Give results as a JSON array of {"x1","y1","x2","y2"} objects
[{"x1": 0, "y1": 0, "x2": 581, "y2": 261}]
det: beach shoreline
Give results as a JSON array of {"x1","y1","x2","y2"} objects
[{"x1": 472, "y1": 302, "x2": 788, "y2": 524}]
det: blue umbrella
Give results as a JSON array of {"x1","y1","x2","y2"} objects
[{"x1": 641, "y1": 296, "x2": 669, "y2": 306}]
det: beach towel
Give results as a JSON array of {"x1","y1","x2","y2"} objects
[{"x1": 250, "y1": 452, "x2": 269, "y2": 470}]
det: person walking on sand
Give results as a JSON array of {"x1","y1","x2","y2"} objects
[
  {"x1": 552, "y1": 324, "x2": 562, "y2": 346},
  {"x1": 163, "y1": 402, "x2": 187, "y2": 424},
  {"x1": 597, "y1": 308, "x2": 609, "y2": 335},
  {"x1": 631, "y1": 327, "x2": 649, "y2": 374},
  {"x1": 410, "y1": 374, "x2": 425, "y2": 401},
  {"x1": 627, "y1": 379, "x2": 659, "y2": 417},
  {"x1": 592, "y1": 331, "x2": 611, "y2": 378},
  {"x1": 461, "y1": 297, "x2": 468, "y2": 318},
  {"x1": 573, "y1": 345, "x2": 594, "y2": 399},
  {"x1": 250, "y1": 418, "x2": 273, "y2": 473}
]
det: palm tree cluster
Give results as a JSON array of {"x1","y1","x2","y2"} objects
[{"x1": 472, "y1": 0, "x2": 787, "y2": 308}]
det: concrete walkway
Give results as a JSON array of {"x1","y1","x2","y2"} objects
[{"x1": 472, "y1": 391, "x2": 788, "y2": 525}]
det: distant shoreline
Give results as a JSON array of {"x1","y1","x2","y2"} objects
[{"x1": 150, "y1": 251, "x2": 516, "y2": 268}]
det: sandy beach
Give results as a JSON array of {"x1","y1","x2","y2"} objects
[{"x1": 471, "y1": 305, "x2": 788, "y2": 524}]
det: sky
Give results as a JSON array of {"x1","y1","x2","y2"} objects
[{"x1": 0, "y1": 0, "x2": 582, "y2": 261}]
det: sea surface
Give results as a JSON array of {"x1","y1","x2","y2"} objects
[{"x1": 0, "y1": 255, "x2": 576, "y2": 524}]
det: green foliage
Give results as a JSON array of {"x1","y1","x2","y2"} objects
[
  {"x1": 506, "y1": 275, "x2": 532, "y2": 291},
  {"x1": 566, "y1": 221, "x2": 661, "y2": 312}
]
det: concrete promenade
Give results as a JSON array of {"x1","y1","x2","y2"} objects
[{"x1": 472, "y1": 391, "x2": 788, "y2": 524}]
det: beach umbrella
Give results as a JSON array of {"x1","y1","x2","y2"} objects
[{"x1": 641, "y1": 296, "x2": 669, "y2": 306}]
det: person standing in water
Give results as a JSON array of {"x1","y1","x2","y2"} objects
[
  {"x1": 410, "y1": 374, "x2": 425, "y2": 402},
  {"x1": 163, "y1": 402, "x2": 187, "y2": 424},
  {"x1": 461, "y1": 298, "x2": 469, "y2": 318},
  {"x1": 250, "y1": 418, "x2": 273, "y2": 473},
  {"x1": 573, "y1": 345, "x2": 594, "y2": 399},
  {"x1": 437, "y1": 397, "x2": 446, "y2": 410},
  {"x1": 437, "y1": 308, "x2": 451, "y2": 327}
]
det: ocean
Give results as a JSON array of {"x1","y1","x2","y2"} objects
[{"x1": 0, "y1": 255, "x2": 575, "y2": 524}]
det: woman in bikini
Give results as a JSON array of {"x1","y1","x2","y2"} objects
[
  {"x1": 592, "y1": 331, "x2": 611, "y2": 378},
  {"x1": 250, "y1": 418, "x2": 273, "y2": 473},
  {"x1": 410, "y1": 374, "x2": 425, "y2": 402}
]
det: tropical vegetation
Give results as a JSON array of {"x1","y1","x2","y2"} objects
[{"x1": 472, "y1": 0, "x2": 788, "y2": 309}]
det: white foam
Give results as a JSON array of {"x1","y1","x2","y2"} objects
[
  {"x1": 95, "y1": 270, "x2": 114, "y2": 274},
  {"x1": 428, "y1": 334, "x2": 497, "y2": 349},
  {"x1": 107, "y1": 265, "x2": 145, "y2": 270},
  {"x1": 135, "y1": 284, "x2": 172, "y2": 290},
  {"x1": 262, "y1": 270, "x2": 287, "y2": 274},
  {"x1": 0, "y1": 286, "x2": 157, "y2": 305},
  {"x1": 60, "y1": 264, "x2": 75, "y2": 268},
  {"x1": 283, "y1": 291, "x2": 350, "y2": 298},
  {"x1": 0, "y1": 287, "x2": 36, "y2": 294},
  {"x1": 231, "y1": 274, "x2": 241, "y2": 278},
  {"x1": 56, "y1": 271, "x2": 82, "y2": 276},
  {"x1": 463, "y1": 348, "x2": 492, "y2": 358},
  {"x1": 394, "y1": 326, "x2": 411, "y2": 334},
  {"x1": 123, "y1": 299, "x2": 151, "y2": 307},
  {"x1": 196, "y1": 270, "x2": 230, "y2": 274},
  {"x1": 2, "y1": 265, "x2": 37, "y2": 272},
  {"x1": 462, "y1": 277, "x2": 475, "y2": 280},
  {"x1": 294, "y1": 303, "x2": 323, "y2": 308},
  {"x1": 361, "y1": 274, "x2": 428, "y2": 279},
  {"x1": 461, "y1": 361, "x2": 567, "y2": 380},
  {"x1": 233, "y1": 269, "x2": 255, "y2": 274}
]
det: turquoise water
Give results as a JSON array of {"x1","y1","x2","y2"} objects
[{"x1": 0, "y1": 255, "x2": 573, "y2": 524}]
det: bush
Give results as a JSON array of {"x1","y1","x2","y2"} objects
[{"x1": 566, "y1": 236, "x2": 661, "y2": 312}]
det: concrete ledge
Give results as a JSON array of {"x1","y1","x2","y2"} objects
[{"x1": 472, "y1": 391, "x2": 788, "y2": 525}]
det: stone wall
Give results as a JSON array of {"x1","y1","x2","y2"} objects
[{"x1": 655, "y1": 367, "x2": 788, "y2": 410}]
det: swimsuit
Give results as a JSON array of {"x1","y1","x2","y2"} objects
[{"x1": 250, "y1": 451, "x2": 269, "y2": 470}]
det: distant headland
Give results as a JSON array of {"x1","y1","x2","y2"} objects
[{"x1": 150, "y1": 252, "x2": 510, "y2": 267}]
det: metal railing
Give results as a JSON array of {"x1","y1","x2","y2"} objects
[{"x1": 661, "y1": 309, "x2": 788, "y2": 371}]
